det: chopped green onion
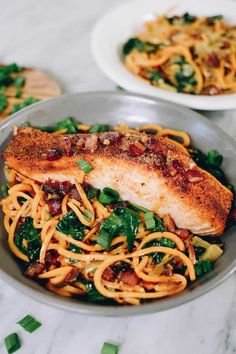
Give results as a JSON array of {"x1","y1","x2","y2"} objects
[
  {"x1": 128, "y1": 202, "x2": 149, "y2": 213},
  {"x1": 207, "y1": 150, "x2": 223, "y2": 167},
  {"x1": 101, "y1": 342, "x2": 119, "y2": 354},
  {"x1": 4, "y1": 333, "x2": 21, "y2": 354},
  {"x1": 17, "y1": 314, "x2": 41, "y2": 333},
  {"x1": 97, "y1": 229, "x2": 113, "y2": 250},
  {"x1": 89, "y1": 124, "x2": 108, "y2": 133},
  {"x1": 99, "y1": 187, "x2": 120, "y2": 206},
  {"x1": 84, "y1": 209, "x2": 93, "y2": 221},
  {"x1": 144, "y1": 212, "x2": 156, "y2": 230},
  {"x1": 76, "y1": 159, "x2": 93, "y2": 173}
]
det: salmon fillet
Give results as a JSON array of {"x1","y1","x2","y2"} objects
[{"x1": 2, "y1": 127, "x2": 233, "y2": 236}]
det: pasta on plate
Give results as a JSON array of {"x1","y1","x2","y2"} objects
[{"x1": 123, "y1": 13, "x2": 236, "y2": 95}]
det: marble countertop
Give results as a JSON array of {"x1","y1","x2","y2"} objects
[{"x1": 1, "y1": 0, "x2": 236, "y2": 353}]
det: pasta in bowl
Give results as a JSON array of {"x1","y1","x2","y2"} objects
[
  {"x1": 0, "y1": 117, "x2": 234, "y2": 306},
  {"x1": 0, "y1": 91, "x2": 236, "y2": 316}
]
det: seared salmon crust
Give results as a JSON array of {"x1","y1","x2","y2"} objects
[{"x1": 2, "y1": 127, "x2": 233, "y2": 236}]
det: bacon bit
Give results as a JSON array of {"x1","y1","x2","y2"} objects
[
  {"x1": 62, "y1": 137, "x2": 73, "y2": 157},
  {"x1": 99, "y1": 132, "x2": 121, "y2": 145},
  {"x1": 163, "y1": 214, "x2": 176, "y2": 232},
  {"x1": 102, "y1": 267, "x2": 116, "y2": 282},
  {"x1": 119, "y1": 270, "x2": 140, "y2": 287},
  {"x1": 140, "y1": 280, "x2": 156, "y2": 290},
  {"x1": 201, "y1": 85, "x2": 222, "y2": 96},
  {"x1": 207, "y1": 53, "x2": 220, "y2": 68},
  {"x1": 186, "y1": 168, "x2": 204, "y2": 183},
  {"x1": 46, "y1": 148, "x2": 62, "y2": 161},
  {"x1": 45, "y1": 250, "x2": 60, "y2": 268},
  {"x1": 43, "y1": 179, "x2": 72, "y2": 196},
  {"x1": 189, "y1": 46, "x2": 198, "y2": 59},
  {"x1": 64, "y1": 268, "x2": 80, "y2": 283},
  {"x1": 221, "y1": 41, "x2": 230, "y2": 49},
  {"x1": 47, "y1": 197, "x2": 62, "y2": 216},
  {"x1": 161, "y1": 264, "x2": 173, "y2": 276},
  {"x1": 175, "y1": 228, "x2": 190, "y2": 240},
  {"x1": 224, "y1": 66, "x2": 231, "y2": 76},
  {"x1": 25, "y1": 262, "x2": 45, "y2": 278},
  {"x1": 69, "y1": 185, "x2": 81, "y2": 201},
  {"x1": 187, "y1": 242, "x2": 197, "y2": 264},
  {"x1": 129, "y1": 142, "x2": 146, "y2": 157}
]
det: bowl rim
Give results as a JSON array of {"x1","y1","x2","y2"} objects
[
  {"x1": 0, "y1": 90, "x2": 236, "y2": 317},
  {"x1": 91, "y1": 0, "x2": 236, "y2": 111}
]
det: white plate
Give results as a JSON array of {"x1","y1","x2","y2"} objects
[{"x1": 92, "y1": 0, "x2": 236, "y2": 110}]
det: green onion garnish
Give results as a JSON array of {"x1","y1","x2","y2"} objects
[
  {"x1": 17, "y1": 314, "x2": 42, "y2": 333},
  {"x1": 144, "y1": 212, "x2": 156, "y2": 230},
  {"x1": 99, "y1": 187, "x2": 120, "y2": 206},
  {"x1": 84, "y1": 209, "x2": 93, "y2": 221},
  {"x1": 4, "y1": 333, "x2": 21, "y2": 354},
  {"x1": 101, "y1": 342, "x2": 119, "y2": 354},
  {"x1": 76, "y1": 159, "x2": 93, "y2": 173}
]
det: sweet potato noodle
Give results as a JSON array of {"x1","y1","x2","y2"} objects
[{"x1": 0, "y1": 123, "x2": 225, "y2": 306}]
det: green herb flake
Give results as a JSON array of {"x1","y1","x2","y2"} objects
[
  {"x1": 10, "y1": 96, "x2": 40, "y2": 115},
  {"x1": 143, "y1": 238, "x2": 175, "y2": 264},
  {"x1": 123, "y1": 37, "x2": 162, "y2": 56},
  {"x1": 207, "y1": 150, "x2": 223, "y2": 167},
  {"x1": 76, "y1": 159, "x2": 93, "y2": 173},
  {"x1": 194, "y1": 259, "x2": 213, "y2": 277},
  {"x1": 56, "y1": 117, "x2": 78, "y2": 133},
  {"x1": 4, "y1": 333, "x2": 21, "y2": 354},
  {"x1": 14, "y1": 217, "x2": 41, "y2": 261},
  {"x1": 17, "y1": 314, "x2": 41, "y2": 333},
  {"x1": 89, "y1": 124, "x2": 109, "y2": 133},
  {"x1": 14, "y1": 76, "x2": 25, "y2": 88},
  {"x1": 56, "y1": 211, "x2": 85, "y2": 240},
  {"x1": 99, "y1": 187, "x2": 120, "y2": 206},
  {"x1": 101, "y1": 342, "x2": 119, "y2": 354},
  {"x1": 0, "y1": 94, "x2": 8, "y2": 113},
  {"x1": 0, "y1": 181, "x2": 9, "y2": 198},
  {"x1": 97, "y1": 206, "x2": 140, "y2": 251}
]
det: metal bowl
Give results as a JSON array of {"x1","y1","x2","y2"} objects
[{"x1": 0, "y1": 91, "x2": 235, "y2": 316}]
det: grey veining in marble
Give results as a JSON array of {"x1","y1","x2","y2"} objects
[{"x1": 0, "y1": 0, "x2": 236, "y2": 353}]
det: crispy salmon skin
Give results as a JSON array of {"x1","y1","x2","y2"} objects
[{"x1": 2, "y1": 127, "x2": 233, "y2": 236}]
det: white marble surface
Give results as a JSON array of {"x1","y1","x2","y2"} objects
[{"x1": 1, "y1": 0, "x2": 236, "y2": 353}]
